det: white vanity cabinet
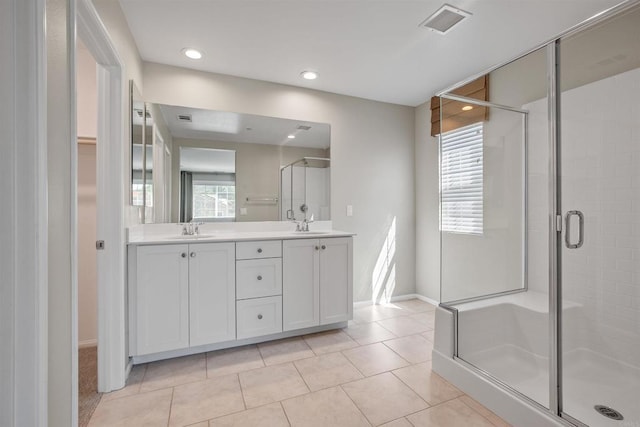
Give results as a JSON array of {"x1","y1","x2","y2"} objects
[
  {"x1": 283, "y1": 237, "x2": 353, "y2": 331},
  {"x1": 129, "y1": 242, "x2": 235, "y2": 356},
  {"x1": 130, "y1": 244, "x2": 190, "y2": 355},
  {"x1": 128, "y1": 233, "x2": 353, "y2": 362},
  {"x1": 235, "y1": 240, "x2": 283, "y2": 340}
]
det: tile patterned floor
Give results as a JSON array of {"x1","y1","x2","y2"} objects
[{"x1": 89, "y1": 299, "x2": 511, "y2": 427}]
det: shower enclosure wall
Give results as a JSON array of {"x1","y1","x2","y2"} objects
[
  {"x1": 433, "y1": 3, "x2": 640, "y2": 426},
  {"x1": 280, "y1": 157, "x2": 331, "y2": 222}
]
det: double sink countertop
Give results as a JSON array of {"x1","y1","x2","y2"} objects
[{"x1": 127, "y1": 221, "x2": 355, "y2": 246}]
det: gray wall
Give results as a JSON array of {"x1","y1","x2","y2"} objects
[{"x1": 144, "y1": 62, "x2": 416, "y2": 303}]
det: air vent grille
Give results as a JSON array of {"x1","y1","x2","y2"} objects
[
  {"x1": 177, "y1": 114, "x2": 192, "y2": 122},
  {"x1": 420, "y1": 4, "x2": 471, "y2": 34},
  {"x1": 297, "y1": 125, "x2": 312, "y2": 131}
]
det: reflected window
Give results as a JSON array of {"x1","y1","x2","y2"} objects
[
  {"x1": 192, "y1": 179, "x2": 235, "y2": 219},
  {"x1": 440, "y1": 122, "x2": 483, "y2": 235},
  {"x1": 132, "y1": 181, "x2": 153, "y2": 207}
]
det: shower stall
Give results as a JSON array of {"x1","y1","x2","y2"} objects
[
  {"x1": 433, "y1": 3, "x2": 640, "y2": 426},
  {"x1": 280, "y1": 157, "x2": 331, "y2": 222}
]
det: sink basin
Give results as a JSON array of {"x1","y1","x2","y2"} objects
[{"x1": 166, "y1": 234, "x2": 216, "y2": 240}]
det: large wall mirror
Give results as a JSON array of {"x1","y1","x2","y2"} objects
[{"x1": 129, "y1": 94, "x2": 331, "y2": 223}]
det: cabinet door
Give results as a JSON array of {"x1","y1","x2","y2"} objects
[
  {"x1": 135, "y1": 244, "x2": 189, "y2": 355},
  {"x1": 319, "y1": 237, "x2": 353, "y2": 324},
  {"x1": 189, "y1": 242, "x2": 236, "y2": 347},
  {"x1": 283, "y1": 239, "x2": 320, "y2": 331}
]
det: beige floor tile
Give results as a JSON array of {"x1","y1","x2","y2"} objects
[
  {"x1": 458, "y1": 396, "x2": 511, "y2": 426},
  {"x1": 406, "y1": 398, "x2": 494, "y2": 427},
  {"x1": 294, "y1": 352, "x2": 363, "y2": 391},
  {"x1": 342, "y1": 342, "x2": 409, "y2": 377},
  {"x1": 102, "y1": 364, "x2": 147, "y2": 402},
  {"x1": 303, "y1": 330, "x2": 359, "y2": 355},
  {"x1": 209, "y1": 402, "x2": 289, "y2": 427},
  {"x1": 409, "y1": 311, "x2": 435, "y2": 329},
  {"x1": 383, "y1": 334, "x2": 433, "y2": 364},
  {"x1": 169, "y1": 374, "x2": 245, "y2": 427},
  {"x1": 257, "y1": 337, "x2": 315, "y2": 365},
  {"x1": 380, "y1": 418, "x2": 413, "y2": 427},
  {"x1": 207, "y1": 345, "x2": 264, "y2": 378},
  {"x1": 377, "y1": 316, "x2": 432, "y2": 337},
  {"x1": 353, "y1": 304, "x2": 410, "y2": 323},
  {"x1": 343, "y1": 321, "x2": 398, "y2": 345},
  {"x1": 341, "y1": 372, "x2": 428, "y2": 426},
  {"x1": 393, "y1": 362, "x2": 463, "y2": 405},
  {"x1": 421, "y1": 330, "x2": 435, "y2": 343},
  {"x1": 486, "y1": 413, "x2": 512, "y2": 427},
  {"x1": 393, "y1": 299, "x2": 436, "y2": 313},
  {"x1": 139, "y1": 354, "x2": 206, "y2": 393},
  {"x1": 239, "y1": 362, "x2": 309, "y2": 408},
  {"x1": 282, "y1": 386, "x2": 370, "y2": 427},
  {"x1": 88, "y1": 387, "x2": 172, "y2": 427}
]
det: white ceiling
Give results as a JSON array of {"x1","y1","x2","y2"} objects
[
  {"x1": 158, "y1": 104, "x2": 331, "y2": 148},
  {"x1": 119, "y1": 0, "x2": 623, "y2": 106},
  {"x1": 179, "y1": 147, "x2": 235, "y2": 173}
]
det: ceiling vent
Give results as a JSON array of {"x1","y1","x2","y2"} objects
[
  {"x1": 177, "y1": 114, "x2": 192, "y2": 122},
  {"x1": 420, "y1": 4, "x2": 471, "y2": 34},
  {"x1": 297, "y1": 125, "x2": 312, "y2": 131}
]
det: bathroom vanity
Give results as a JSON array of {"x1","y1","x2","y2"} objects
[{"x1": 127, "y1": 227, "x2": 353, "y2": 363}]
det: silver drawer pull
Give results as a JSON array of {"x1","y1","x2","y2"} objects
[
  {"x1": 257, "y1": 275, "x2": 263, "y2": 281},
  {"x1": 315, "y1": 246, "x2": 319, "y2": 250},
  {"x1": 257, "y1": 314, "x2": 263, "y2": 320},
  {"x1": 321, "y1": 245, "x2": 326, "y2": 250},
  {"x1": 181, "y1": 252, "x2": 186, "y2": 258},
  {"x1": 190, "y1": 252, "x2": 196, "y2": 258},
  {"x1": 257, "y1": 248, "x2": 263, "y2": 253}
]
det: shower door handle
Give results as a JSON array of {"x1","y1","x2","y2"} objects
[{"x1": 564, "y1": 210, "x2": 584, "y2": 249}]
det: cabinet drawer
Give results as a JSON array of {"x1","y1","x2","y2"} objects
[
  {"x1": 236, "y1": 258, "x2": 282, "y2": 300},
  {"x1": 236, "y1": 240, "x2": 282, "y2": 260},
  {"x1": 236, "y1": 296, "x2": 283, "y2": 340}
]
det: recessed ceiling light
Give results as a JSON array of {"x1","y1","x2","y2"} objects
[
  {"x1": 300, "y1": 70, "x2": 318, "y2": 80},
  {"x1": 288, "y1": 135, "x2": 296, "y2": 139},
  {"x1": 182, "y1": 48, "x2": 203, "y2": 60},
  {"x1": 462, "y1": 105, "x2": 473, "y2": 111}
]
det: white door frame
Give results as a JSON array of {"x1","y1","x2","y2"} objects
[
  {"x1": 77, "y1": 0, "x2": 127, "y2": 392},
  {"x1": 1, "y1": 0, "x2": 48, "y2": 424}
]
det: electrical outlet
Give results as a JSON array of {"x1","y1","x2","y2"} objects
[
  {"x1": 346, "y1": 205, "x2": 353, "y2": 217},
  {"x1": 240, "y1": 207, "x2": 247, "y2": 216}
]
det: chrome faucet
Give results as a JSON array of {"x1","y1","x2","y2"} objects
[
  {"x1": 181, "y1": 222, "x2": 204, "y2": 235},
  {"x1": 294, "y1": 214, "x2": 314, "y2": 232}
]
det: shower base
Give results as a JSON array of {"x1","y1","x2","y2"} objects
[{"x1": 463, "y1": 344, "x2": 640, "y2": 426}]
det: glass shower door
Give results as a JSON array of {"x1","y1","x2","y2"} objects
[{"x1": 559, "y1": 5, "x2": 640, "y2": 425}]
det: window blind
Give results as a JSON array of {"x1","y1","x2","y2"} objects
[{"x1": 440, "y1": 122, "x2": 483, "y2": 234}]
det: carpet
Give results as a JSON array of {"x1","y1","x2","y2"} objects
[{"x1": 78, "y1": 346, "x2": 102, "y2": 426}]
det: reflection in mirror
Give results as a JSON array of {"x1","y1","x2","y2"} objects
[
  {"x1": 130, "y1": 82, "x2": 158, "y2": 223},
  {"x1": 142, "y1": 104, "x2": 331, "y2": 223},
  {"x1": 179, "y1": 147, "x2": 236, "y2": 222},
  {"x1": 281, "y1": 157, "x2": 330, "y2": 221}
]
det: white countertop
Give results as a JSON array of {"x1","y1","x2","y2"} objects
[{"x1": 127, "y1": 222, "x2": 354, "y2": 245}]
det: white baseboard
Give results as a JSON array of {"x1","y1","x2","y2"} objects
[
  {"x1": 353, "y1": 293, "x2": 440, "y2": 308},
  {"x1": 78, "y1": 339, "x2": 97, "y2": 349}
]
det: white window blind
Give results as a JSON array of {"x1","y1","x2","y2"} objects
[{"x1": 440, "y1": 122, "x2": 483, "y2": 234}]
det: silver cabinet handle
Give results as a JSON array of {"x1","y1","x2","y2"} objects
[
  {"x1": 190, "y1": 252, "x2": 196, "y2": 258},
  {"x1": 321, "y1": 245, "x2": 326, "y2": 250},
  {"x1": 257, "y1": 248, "x2": 263, "y2": 253},
  {"x1": 181, "y1": 252, "x2": 187, "y2": 258},
  {"x1": 257, "y1": 314, "x2": 263, "y2": 320},
  {"x1": 315, "y1": 246, "x2": 319, "y2": 250},
  {"x1": 564, "y1": 210, "x2": 584, "y2": 249},
  {"x1": 257, "y1": 275, "x2": 262, "y2": 281}
]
